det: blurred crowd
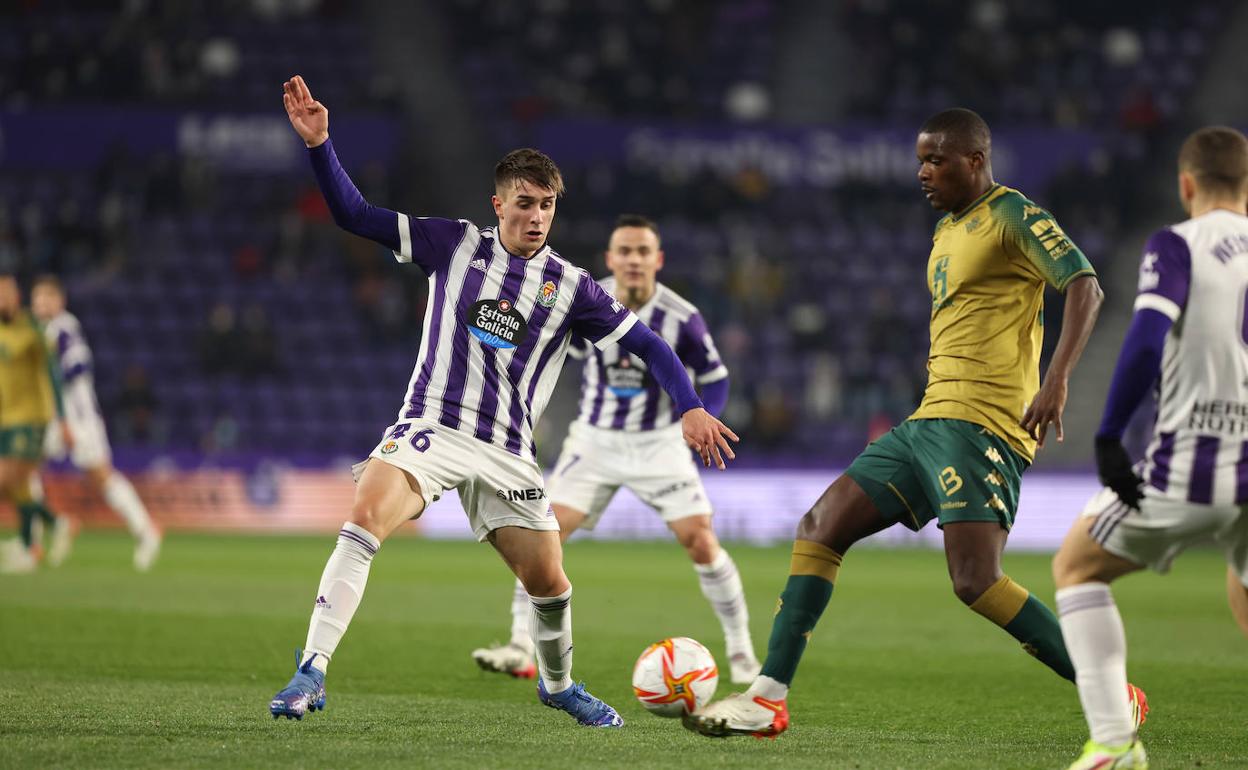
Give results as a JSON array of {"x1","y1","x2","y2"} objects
[{"x1": 0, "y1": 0, "x2": 1232, "y2": 464}]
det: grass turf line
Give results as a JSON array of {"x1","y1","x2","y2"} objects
[{"x1": 1, "y1": 532, "x2": 1244, "y2": 769}]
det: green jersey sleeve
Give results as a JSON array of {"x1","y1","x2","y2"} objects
[{"x1": 994, "y1": 192, "x2": 1095, "y2": 291}]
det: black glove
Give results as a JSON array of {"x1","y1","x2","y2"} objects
[{"x1": 1095, "y1": 436, "x2": 1143, "y2": 509}]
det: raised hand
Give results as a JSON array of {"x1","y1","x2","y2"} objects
[
  {"x1": 682, "y1": 407, "x2": 739, "y2": 470},
  {"x1": 282, "y1": 75, "x2": 329, "y2": 148}
]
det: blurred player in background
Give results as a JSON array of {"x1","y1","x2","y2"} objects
[
  {"x1": 30, "y1": 276, "x2": 161, "y2": 571},
  {"x1": 686, "y1": 108, "x2": 1146, "y2": 739},
  {"x1": 1052, "y1": 127, "x2": 1248, "y2": 770},
  {"x1": 271, "y1": 76, "x2": 738, "y2": 727},
  {"x1": 0, "y1": 274, "x2": 74, "y2": 574},
  {"x1": 472, "y1": 215, "x2": 760, "y2": 684}
]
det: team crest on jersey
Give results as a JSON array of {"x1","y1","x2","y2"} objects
[
  {"x1": 381, "y1": 440, "x2": 398, "y2": 454},
  {"x1": 468, "y1": 298, "x2": 529, "y2": 349},
  {"x1": 537, "y1": 280, "x2": 559, "y2": 308}
]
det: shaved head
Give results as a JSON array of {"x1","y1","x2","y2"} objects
[{"x1": 920, "y1": 108, "x2": 992, "y2": 156}]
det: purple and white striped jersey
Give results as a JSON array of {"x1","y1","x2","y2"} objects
[
  {"x1": 392, "y1": 215, "x2": 637, "y2": 460},
  {"x1": 1137, "y1": 209, "x2": 1248, "y2": 504},
  {"x1": 572, "y1": 277, "x2": 727, "y2": 432},
  {"x1": 42, "y1": 311, "x2": 103, "y2": 424}
]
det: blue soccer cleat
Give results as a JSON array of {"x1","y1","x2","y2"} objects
[
  {"x1": 270, "y1": 650, "x2": 326, "y2": 720},
  {"x1": 537, "y1": 679, "x2": 624, "y2": 727}
]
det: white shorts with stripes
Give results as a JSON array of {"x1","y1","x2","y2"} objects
[
  {"x1": 1081, "y1": 486, "x2": 1248, "y2": 584},
  {"x1": 547, "y1": 421, "x2": 710, "y2": 529},
  {"x1": 352, "y1": 418, "x2": 559, "y2": 542}
]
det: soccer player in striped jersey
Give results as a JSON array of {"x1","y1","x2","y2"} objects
[
  {"x1": 1053, "y1": 127, "x2": 1248, "y2": 770},
  {"x1": 0, "y1": 274, "x2": 74, "y2": 574},
  {"x1": 472, "y1": 215, "x2": 760, "y2": 684},
  {"x1": 686, "y1": 108, "x2": 1145, "y2": 741},
  {"x1": 30, "y1": 276, "x2": 161, "y2": 571},
  {"x1": 270, "y1": 76, "x2": 738, "y2": 727}
]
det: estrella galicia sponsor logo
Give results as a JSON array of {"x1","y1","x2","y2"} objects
[
  {"x1": 380, "y1": 440, "x2": 399, "y2": 454},
  {"x1": 537, "y1": 280, "x2": 559, "y2": 308},
  {"x1": 495, "y1": 486, "x2": 547, "y2": 502},
  {"x1": 606, "y1": 356, "x2": 648, "y2": 398},
  {"x1": 469, "y1": 298, "x2": 528, "y2": 349}
]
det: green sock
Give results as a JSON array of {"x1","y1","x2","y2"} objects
[
  {"x1": 970, "y1": 575, "x2": 1075, "y2": 682},
  {"x1": 758, "y1": 540, "x2": 842, "y2": 686},
  {"x1": 17, "y1": 502, "x2": 39, "y2": 548}
]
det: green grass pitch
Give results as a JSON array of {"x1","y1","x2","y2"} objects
[{"x1": 1, "y1": 532, "x2": 1244, "y2": 769}]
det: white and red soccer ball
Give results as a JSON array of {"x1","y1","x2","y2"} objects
[{"x1": 631, "y1": 636, "x2": 718, "y2": 717}]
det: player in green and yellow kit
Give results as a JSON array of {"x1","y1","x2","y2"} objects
[
  {"x1": 686, "y1": 108, "x2": 1148, "y2": 739},
  {"x1": 0, "y1": 273, "x2": 73, "y2": 573}
]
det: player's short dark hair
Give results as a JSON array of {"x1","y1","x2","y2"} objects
[
  {"x1": 613, "y1": 214, "x2": 660, "y2": 239},
  {"x1": 494, "y1": 148, "x2": 565, "y2": 197},
  {"x1": 32, "y1": 274, "x2": 64, "y2": 294},
  {"x1": 920, "y1": 108, "x2": 992, "y2": 155},
  {"x1": 1179, "y1": 126, "x2": 1248, "y2": 198}
]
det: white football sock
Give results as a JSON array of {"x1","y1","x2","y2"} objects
[
  {"x1": 103, "y1": 472, "x2": 156, "y2": 539},
  {"x1": 694, "y1": 548, "x2": 753, "y2": 658},
  {"x1": 302, "y1": 523, "x2": 380, "y2": 674},
  {"x1": 529, "y1": 587, "x2": 574, "y2": 694},
  {"x1": 746, "y1": 675, "x2": 789, "y2": 701},
  {"x1": 1056, "y1": 583, "x2": 1134, "y2": 746},
  {"x1": 509, "y1": 577, "x2": 535, "y2": 654}
]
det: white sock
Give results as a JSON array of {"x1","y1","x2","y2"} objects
[
  {"x1": 1056, "y1": 583, "x2": 1134, "y2": 746},
  {"x1": 529, "y1": 587, "x2": 573, "y2": 694},
  {"x1": 103, "y1": 472, "x2": 156, "y2": 539},
  {"x1": 509, "y1": 578, "x2": 534, "y2": 654},
  {"x1": 746, "y1": 674, "x2": 789, "y2": 702},
  {"x1": 694, "y1": 548, "x2": 753, "y2": 658},
  {"x1": 302, "y1": 522, "x2": 380, "y2": 674}
]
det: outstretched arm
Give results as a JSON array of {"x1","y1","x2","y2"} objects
[
  {"x1": 1020, "y1": 274, "x2": 1104, "y2": 448},
  {"x1": 283, "y1": 76, "x2": 461, "y2": 272},
  {"x1": 617, "y1": 323, "x2": 738, "y2": 469},
  {"x1": 283, "y1": 76, "x2": 401, "y2": 250}
]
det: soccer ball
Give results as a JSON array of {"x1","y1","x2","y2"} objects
[{"x1": 631, "y1": 636, "x2": 718, "y2": 717}]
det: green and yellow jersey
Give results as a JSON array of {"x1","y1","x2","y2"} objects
[
  {"x1": 0, "y1": 309, "x2": 62, "y2": 428},
  {"x1": 909, "y1": 184, "x2": 1095, "y2": 461}
]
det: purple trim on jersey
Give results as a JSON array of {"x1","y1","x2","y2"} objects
[
  {"x1": 498, "y1": 258, "x2": 567, "y2": 454},
  {"x1": 1237, "y1": 442, "x2": 1248, "y2": 504},
  {"x1": 436, "y1": 249, "x2": 494, "y2": 429},
  {"x1": 1148, "y1": 432, "x2": 1175, "y2": 492},
  {"x1": 638, "y1": 307, "x2": 669, "y2": 430},
  {"x1": 518, "y1": 290, "x2": 580, "y2": 454},
  {"x1": 56, "y1": 329, "x2": 72, "y2": 357},
  {"x1": 473, "y1": 258, "x2": 531, "y2": 443},
  {"x1": 405, "y1": 231, "x2": 480, "y2": 419},
  {"x1": 61, "y1": 361, "x2": 89, "y2": 382},
  {"x1": 1188, "y1": 435, "x2": 1220, "y2": 504},
  {"x1": 1137, "y1": 228, "x2": 1191, "y2": 311},
  {"x1": 675, "y1": 312, "x2": 716, "y2": 375},
  {"x1": 1095, "y1": 308, "x2": 1172, "y2": 440},
  {"x1": 587, "y1": 353, "x2": 608, "y2": 425}
]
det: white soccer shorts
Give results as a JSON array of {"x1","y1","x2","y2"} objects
[
  {"x1": 1082, "y1": 486, "x2": 1248, "y2": 584},
  {"x1": 353, "y1": 418, "x2": 558, "y2": 542},
  {"x1": 547, "y1": 421, "x2": 711, "y2": 529},
  {"x1": 43, "y1": 415, "x2": 112, "y2": 469}
]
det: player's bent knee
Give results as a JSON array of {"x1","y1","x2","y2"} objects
[{"x1": 950, "y1": 572, "x2": 999, "y2": 606}]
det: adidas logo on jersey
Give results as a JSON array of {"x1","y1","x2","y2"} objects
[{"x1": 470, "y1": 258, "x2": 488, "y2": 272}]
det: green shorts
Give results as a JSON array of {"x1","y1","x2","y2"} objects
[
  {"x1": 0, "y1": 424, "x2": 46, "y2": 462},
  {"x1": 845, "y1": 418, "x2": 1028, "y2": 531}
]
